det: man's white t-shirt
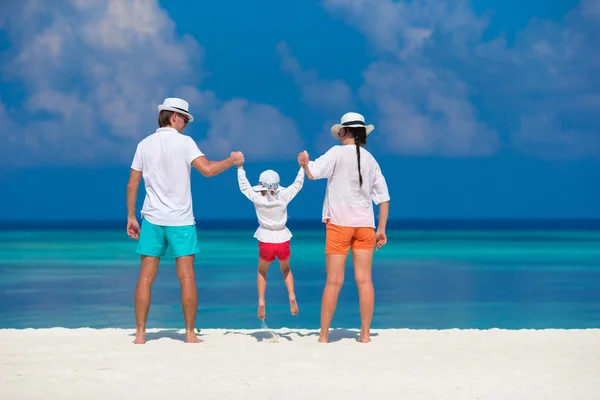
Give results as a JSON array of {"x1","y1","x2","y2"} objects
[{"x1": 130, "y1": 127, "x2": 204, "y2": 226}]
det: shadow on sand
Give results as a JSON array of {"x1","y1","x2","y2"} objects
[
  {"x1": 128, "y1": 329, "x2": 206, "y2": 343},
  {"x1": 224, "y1": 328, "x2": 379, "y2": 343}
]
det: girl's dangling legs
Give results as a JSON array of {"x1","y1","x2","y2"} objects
[
  {"x1": 257, "y1": 258, "x2": 270, "y2": 319},
  {"x1": 279, "y1": 258, "x2": 298, "y2": 315}
]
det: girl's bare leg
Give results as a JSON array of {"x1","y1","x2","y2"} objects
[
  {"x1": 257, "y1": 258, "x2": 270, "y2": 319},
  {"x1": 279, "y1": 258, "x2": 298, "y2": 315},
  {"x1": 319, "y1": 254, "x2": 347, "y2": 343}
]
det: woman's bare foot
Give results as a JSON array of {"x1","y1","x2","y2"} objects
[
  {"x1": 257, "y1": 299, "x2": 266, "y2": 319},
  {"x1": 289, "y1": 295, "x2": 299, "y2": 315},
  {"x1": 318, "y1": 329, "x2": 329, "y2": 343},
  {"x1": 132, "y1": 330, "x2": 146, "y2": 344},
  {"x1": 358, "y1": 330, "x2": 371, "y2": 343},
  {"x1": 132, "y1": 335, "x2": 146, "y2": 344}
]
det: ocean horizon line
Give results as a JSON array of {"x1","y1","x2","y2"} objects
[{"x1": 1, "y1": 218, "x2": 600, "y2": 231}]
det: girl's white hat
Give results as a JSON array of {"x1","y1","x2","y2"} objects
[
  {"x1": 157, "y1": 97, "x2": 194, "y2": 122},
  {"x1": 330, "y1": 112, "x2": 374, "y2": 139},
  {"x1": 252, "y1": 169, "x2": 280, "y2": 192}
]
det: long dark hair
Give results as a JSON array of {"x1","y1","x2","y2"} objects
[{"x1": 346, "y1": 127, "x2": 367, "y2": 187}]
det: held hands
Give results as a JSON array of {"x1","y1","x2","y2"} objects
[
  {"x1": 230, "y1": 151, "x2": 244, "y2": 167},
  {"x1": 297, "y1": 150, "x2": 309, "y2": 167},
  {"x1": 375, "y1": 230, "x2": 387, "y2": 250}
]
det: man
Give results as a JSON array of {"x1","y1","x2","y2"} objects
[{"x1": 126, "y1": 97, "x2": 243, "y2": 344}]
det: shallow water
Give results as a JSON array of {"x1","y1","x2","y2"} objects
[{"x1": 1, "y1": 222, "x2": 599, "y2": 330}]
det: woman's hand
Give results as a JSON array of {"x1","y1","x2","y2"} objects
[{"x1": 375, "y1": 230, "x2": 387, "y2": 250}]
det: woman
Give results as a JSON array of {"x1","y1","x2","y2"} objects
[{"x1": 298, "y1": 112, "x2": 390, "y2": 343}]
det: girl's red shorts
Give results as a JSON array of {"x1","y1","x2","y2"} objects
[{"x1": 258, "y1": 241, "x2": 290, "y2": 262}]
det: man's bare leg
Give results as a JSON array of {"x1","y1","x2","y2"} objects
[
  {"x1": 279, "y1": 258, "x2": 298, "y2": 315},
  {"x1": 175, "y1": 255, "x2": 202, "y2": 343},
  {"x1": 133, "y1": 255, "x2": 160, "y2": 344},
  {"x1": 257, "y1": 258, "x2": 270, "y2": 319},
  {"x1": 353, "y1": 249, "x2": 375, "y2": 343},
  {"x1": 319, "y1": 254, "x2": 347, "y2": 343}
]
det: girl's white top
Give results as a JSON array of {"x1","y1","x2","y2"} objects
[
  {"x1": 237, "y1": 167, "x2": 305, "y2": 243},
  {"x1": 307, "y1": 145, "x2": 390, "y2": 228}
]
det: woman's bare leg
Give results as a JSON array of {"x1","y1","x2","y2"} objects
[
  {"x1": 257, "y1": 258, "x2": 271, "y2": 319},
  {"x1": 352, "y1": 249, "x2": 375, "y2": 343},
  {"x1": 319, "y1": 254, "x2": 347, "y2": 343}
]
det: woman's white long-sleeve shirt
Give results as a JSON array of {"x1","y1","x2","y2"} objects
[
  {"x1": 307, "y1": 144, "x2": 390, "y2": 228},
  {"x1": 237, "y1": 167, "x2": 305, "y2": 243}
]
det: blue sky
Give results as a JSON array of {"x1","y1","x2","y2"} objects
[{"x1": 0, "y1": 0, "x2": 599, "y2": 220}]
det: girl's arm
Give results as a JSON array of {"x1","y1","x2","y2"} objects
[
  {"x1": 237, "y1": 166, "x2": 258, "y2": 202},
  {"x1": 281, "y1": 167, "x2": 305, "y2": 203}
]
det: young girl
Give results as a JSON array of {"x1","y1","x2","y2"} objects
[
  {"x1": 298, "y1": 112, "x2": 390, "y2": 343},
  {"x1": 237, "y1": 160, "x2": 305, "y2": 320}
]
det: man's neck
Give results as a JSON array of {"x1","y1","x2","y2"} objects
[{"x1": 162, "y1": 125, "x2": 181, "y2": 133}]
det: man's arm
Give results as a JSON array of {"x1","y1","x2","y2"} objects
[
  {"x1": 126, "y1": 169, "x2": 143, "y2": 239},
  {"x1": 127, "y1": 169, "x2": 143, "y2": 219},
  {"x1": 191, "y1": 152, "x2": 243, "y2": 177}
]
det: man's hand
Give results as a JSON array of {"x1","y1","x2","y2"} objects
[
  {"x1": 297, "y1": 150, "x2": 309, "y2": 167},
  {"x1": 375, "y1": 230, "x2": 387, "y2": 250},
  {"x1": 230, "y1": 151, "x2": 244, "y2": 166},
  {"x1": 127, "y1": 217, "x2": 140, "y2": 240}
]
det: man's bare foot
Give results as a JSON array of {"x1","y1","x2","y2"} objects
[
  {"x1": 185, "y1": 334, "x2": 204, "y2": 343},
  {"x1": 258, "y1": 299, "x2": 266, "y2": 320},
  {"x1": 289, "y1": 295, "x2": 299, "y2": 315},
  {"x1": 317, "y1": 336, "x2": 328, "y2": 343}
]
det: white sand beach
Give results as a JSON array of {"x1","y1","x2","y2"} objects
[{"x1": 1, "y1": 327, "x2": 598, "y2": 399}]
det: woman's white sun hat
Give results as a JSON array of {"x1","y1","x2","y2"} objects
[
  {"x1": 330, "y1": 112, "x2": 374, "y2": 139},
  {"x1": 252, "y1": 169, "x2": 280, "y2": 192},
  {"x1": 157, "y1": 97, "x2": 194, "y2": 122}
]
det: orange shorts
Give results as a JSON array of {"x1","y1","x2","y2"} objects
[{"x1": 325, "y1": 220, "x2": 376, "y2": 255}]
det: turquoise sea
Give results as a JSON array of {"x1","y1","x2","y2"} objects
[{"x1": 1, "y1": 220, "x2": 599, "y2": 330}]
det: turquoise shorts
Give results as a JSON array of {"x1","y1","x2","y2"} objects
[{"x1": 137, "y1": 219, "x2": 200, "y2": 258}]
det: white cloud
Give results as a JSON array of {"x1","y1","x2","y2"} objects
[
  {"x1": 323, "y1": 0, "x2": 486, "y2": 59},
  {"x1": 315, "y1": 0, "x2": 497, "y2": 156},
  {"x1": 475, "y1": 6, "x2": 600, "y2": 157},
  {"x1": 277, "y1": 42, "x2": 354, "y2": 113},
  {"x1": 0, "y1": 0, "x2": 302, "y2": 166},
  {"x1": 513, "y1": 114, "x2": 600, "y2": 159},
  {"x1": 198, "y1": 99, "x2": 303, "y2": 160},
  {"x1": 316, "y1": 0, "x2": 600, "y2": 158},
  {"x1": 581, "y1": 0, "x2": 600, "y2": 21},
  {"x1": 360, "y1": 62, "x2": 498, "y2": 156}
]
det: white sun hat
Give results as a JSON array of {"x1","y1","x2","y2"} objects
[
  {"x1": 157, "y1": 97, "x2": 194, "y2": 122},
  {"x1": 330, "y1": 112, "x2": 374, "y2": 139},
  {"x1": 252, "y1": 169, "x2": 280, "y2": 192}
]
